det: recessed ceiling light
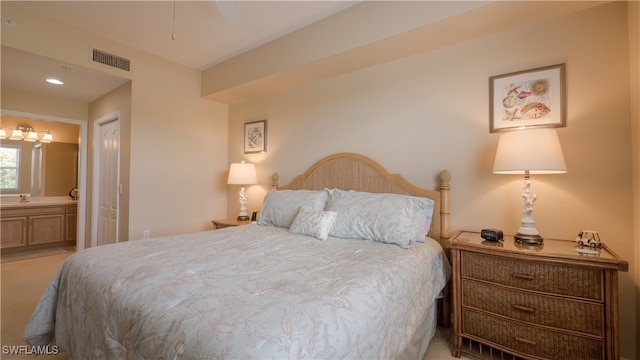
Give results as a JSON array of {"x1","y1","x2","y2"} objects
[
  {"x1": 3, "y1": 17, "x2": 16, "y2": 27},
  {"x1": 46, "y1": 78, "x2": 64, "y2": 85}
]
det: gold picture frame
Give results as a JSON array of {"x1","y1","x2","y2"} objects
[{"x1": 489, "y1": 64, "x2": 566, "y2": 133}]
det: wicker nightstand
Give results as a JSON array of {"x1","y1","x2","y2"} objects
[
  {"x1": 211, "y1": 218, "x2": 251, "y2": 229},
  {"x1": 449, "y1": 231, "x2": 628, "y2": 360}
]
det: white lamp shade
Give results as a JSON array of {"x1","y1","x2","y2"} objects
[
  {"x1": 9, "y1": 129, "x2": 24, "y2": 140},
  {"x1": 227, "y1": 162, "x2": 257, "y2": 185},
  {"x1": 0, "y1": 129, "x2": 6, "y2": 139},
  {"x1": 40, "y1": 132, "x2": 53, "y2": 143},
  {"x1": 493, "y1": 128, "x2": 567, "y2": 175},
  {"x1": 24, "y1": 131, "x2": 39, "y2": 142}
]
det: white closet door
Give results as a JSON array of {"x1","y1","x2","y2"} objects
[{"x1": 97, "y1": 119, "x2": 119, "y2": 246}]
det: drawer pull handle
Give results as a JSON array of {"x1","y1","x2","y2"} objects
[
  {"x1": 512, "y1": 273, "x2": 534, "y2": 281},
  {"x1": 513, "y1": 304, "x2": 535, "y2": 313},
  {"x1": 515, "y1": 337, "x2": 537, "y2": 346}
]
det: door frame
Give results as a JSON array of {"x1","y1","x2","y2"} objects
[
  {"x1": 91, "y1": 112, "x2": 120, "y2": 247},
  {"x1": 1, "y1": 109, "x2": 88, "y2": 251}
]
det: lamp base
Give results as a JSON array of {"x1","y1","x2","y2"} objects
[
  {"x1": 237, "y1": 215, "x2": 250, "y2": 221},
  {"x1": 514, "y1": 232, "x2": 544, "y2": 245}
]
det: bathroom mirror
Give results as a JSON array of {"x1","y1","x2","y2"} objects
[
  {"x1": 32, "y1": 141, "x2": 79, "y2": 196},
  {"x1": 1, "y1": 117, "x2": 79, "y2": 197}
]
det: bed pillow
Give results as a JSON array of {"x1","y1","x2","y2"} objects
[
  {"x1": 258, "y1": 189, "x2": 330, "y2": 228},
  {"x1": 288, "y1": 207, "x2": 337, "y2": 240},
  {"x1": 326, "y1": 190, "x2": 434, "y2": 249}
]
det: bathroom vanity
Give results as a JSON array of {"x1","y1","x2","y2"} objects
[{"x1": 1, "y1": 197, "x2": 77, "y2": 250}]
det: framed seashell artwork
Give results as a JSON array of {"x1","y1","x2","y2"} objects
[
  {"x1": 489, "y1": 63, "x2": 566, "y2": 133},
  {"x1": 244, "y1": 120, "x2": 267, "y2": 153}
]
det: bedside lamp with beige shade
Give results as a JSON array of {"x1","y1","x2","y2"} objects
[
  {"x1": 227, "y1": 161, "x2": 257, "y2": 221},
  {"x1": 493, "y1": 128, "x2": 567, "y2": 245}
]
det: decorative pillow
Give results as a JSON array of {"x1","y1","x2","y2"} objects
[
  {"x1": 257, "y1": 190, "x2": 330, "y2": 228},
  {"x1": 288, "y1": 207, "x2": 337, "y2": 240},
  {"x1": 326, "y1": 190, "x2": 434, "y2": 249}
]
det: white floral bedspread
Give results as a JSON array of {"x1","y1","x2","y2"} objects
[{"x1": 24, "y1": 225, "x2": 450, "y2": 359}]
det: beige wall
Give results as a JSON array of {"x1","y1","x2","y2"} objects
[
  {"x1": 228, "y1": 3, "x2": 637, "y2": 358},
  {"x1": 87, "y1": 82, "x2": 132, "y2": 247},
  {"x1": 1, "y1": 3, "x2": 229, "y2": 241},
  {"x1": 125, "y1": 62, "x2": 228, "y2": 238},
  {"x1": 1, "y1": 88, "x2": 88, "y2": 122}
]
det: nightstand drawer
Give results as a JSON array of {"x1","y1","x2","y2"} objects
[
  {"x1": 461, "y1": 251, "x2": 603, "y2": 300},
  {"x1": 462, "y1": 279, "x2": 604, "y2": 336},
  {"x1": 462, "y1": 309, "x2": 604, "y2": 360}
]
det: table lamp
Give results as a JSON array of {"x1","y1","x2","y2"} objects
[
  {"x1": 227, "y1": 161, "x2": 257, "y2": 221},
  {"x1": 493, "y1": 128, "x2": 566, "y2": 245}
]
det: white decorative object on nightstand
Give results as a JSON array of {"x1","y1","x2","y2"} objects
[
  {"x1": 493, "y1": 128, "x2": 567, "y2": 245},
  {"x1": 227, "y1": 161, "x2": 257, "y2": 221}
]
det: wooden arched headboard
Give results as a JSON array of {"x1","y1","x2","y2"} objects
[{"x1": 270, "y1": 152, "x2": 451, "y2": 242}]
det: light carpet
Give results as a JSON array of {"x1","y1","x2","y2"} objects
[{"x1": 1, "y1": 246, "x2": 75, "y2": 264}]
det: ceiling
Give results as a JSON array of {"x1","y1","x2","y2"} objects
[
  {"x1": 1, "y1": 1, "x2": 358, "y2": 103},
  {"x1": 1, "y1": 46, "x2": 132, "y2": 104},
  {"x1": 1, "y1": 1, "x2": 611, "y2": 105}
]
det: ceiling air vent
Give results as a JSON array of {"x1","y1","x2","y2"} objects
[{"x1": 92, "y1": 48, "x2": 130, "y2": 72}]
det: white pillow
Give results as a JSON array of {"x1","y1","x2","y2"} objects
[
  {"x1": 288, "y1": 207, "x2": 337, "y2": 240},
  {"x1": 326, "y1": 190, "x2": 434, "y2": 249},
  {"x1": 257, "y1": 190, "x2": 330, "y2": 228}
]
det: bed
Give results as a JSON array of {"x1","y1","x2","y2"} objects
[{"x1": 24, "y1": 152, "x2": 452, "y2": 359}]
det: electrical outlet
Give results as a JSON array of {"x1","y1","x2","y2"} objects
[{"x1": 143, "y1": 230, "x2": 150, "y2": 239}]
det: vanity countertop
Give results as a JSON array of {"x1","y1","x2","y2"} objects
[{"x1": 1, "y1": 196, "x2": 77, "y2": 208}]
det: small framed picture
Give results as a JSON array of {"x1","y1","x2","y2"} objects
[
  {"x1": 244, "y1": 120, "x2": 267, "y2": 153},
  {"x1": 489, "y1": 64, "x2": 566, "y2": 133}
]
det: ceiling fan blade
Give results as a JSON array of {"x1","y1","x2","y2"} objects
[{"x1": 214, "y1": 1, "x2": 242, "y2": 24}]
